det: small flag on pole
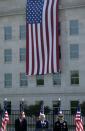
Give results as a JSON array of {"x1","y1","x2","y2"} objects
[
  {"x1": 75, "y1": 105, "x2": 84, "y2": 131},
  {"x1": 0, "y1": 111, "x2": 9, "y2": 131}
]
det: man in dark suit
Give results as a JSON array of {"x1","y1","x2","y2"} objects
[
  {"x1": 54, "y1": 111, "x2": 68, "y2": 131},
  {"x1": 35, "y1": 112, "x2": 49, "y2": 131},
  {"x1": 15, "y1": 111, "x2": 27, "y2": 131}
]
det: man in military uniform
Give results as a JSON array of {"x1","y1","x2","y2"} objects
[
  {"x1": 53, "y1": 111, "x2": 68, "y2": 131},
  {"x1": 35, "y1": 112, "x2": 49, "y2": 131}
]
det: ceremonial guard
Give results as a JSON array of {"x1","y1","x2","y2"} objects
[
  {"x1": 15, "y1": 111, "x2": 27, "y2": 131},
  {"x1": 35, "y1": 112, "x2": 49, "y2": 131},
  {"x1": 53, "y1": 111, "x2": 68, "y2": 131}
]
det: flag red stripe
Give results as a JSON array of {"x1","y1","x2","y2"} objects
[
  {"x1": 31, "y1": 25, "x2": 34, "y2": 75},
  {"x1": 56, "y1": 0, "x2": 59, "y2": 72},
  {"x1": 26, "y1": 23, "x2": 29, "y2": 75},
  {"x1": 76, "y1": 121, "x2": 84, "y2": 131},
  {"x1": 40, "y1": 23, "x2": 45, "y2": 75},
  {"x1": 45, "y1": 0, "x2": 49, "y2": 74},
  {"x1": 35, "y1": 24, "x2": 40, "y2": 74},
  {"x1": 51, "y1": 0, "x2": 54, "y2": 73}
]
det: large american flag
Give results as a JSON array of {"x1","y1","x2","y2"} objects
[
  {"x1": 0, "y1": 111, "x2": 9, "y2": 131},
  {"x1": 75, "y1": 107, "x2": 84, "y2": 131},
  {"x1": 26, "y1": 0, "x2": 59, "y2": 75}
]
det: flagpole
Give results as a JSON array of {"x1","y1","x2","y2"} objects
[
  {"x1": 53, "y1": 98, "x2": 61, "y2": 130},
  {"x1": 4, "y1": 98, "x2": 8, "y2": 111},
  {"x1": 20, "y1": 98, "x2": 25, "y2": 112},
  {"x1": 58, "y1": 97, "x2": 61, "y2": 112}
]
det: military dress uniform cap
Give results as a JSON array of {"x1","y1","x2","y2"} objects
[
  {"x1": 39, "y1": 112, "x2": 45, "y2": 118},
  {"x1": 58, "y1": 111, "x2": 64, "y2": 117}
]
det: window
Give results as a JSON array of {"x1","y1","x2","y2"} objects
[
  {"x1": 4, "y1": 26, "x2": 12, "y2": 40},
  {"x1": 20, "y1": 25, "x2": 26, "y2": 40},
  {"x1": 53, "y1": 73, "x2": 61, "y2": 85},
  {"x1": 58, "y1": 0, "x2": 61, "y2": 5},
  {"x1": 70, "y1": 44, "x2": 79, "y2": 59},
  {"x1": 53, "y1": 100, "x2": 61, "y2": 114},
  {"x1": 20, "y1": 48, "x2": 26, "y2": 62},
  {"x1": 4, "y1": 73, "x2": 12, "y2": 88},
  {"x1": 4, "y1": 49, "x2": 12, "y2": 63},
  {"x1": 20, "y1": 73, "x2": 28, "y2": 87},
  {"x1": 36, "y1": 75, "x2": 44, "y2": 86},
  {"x1": 70, "y1": 101, "x2": 79, "y2": 115},
  {"x1": 70, "y1": 71, "x2": 79, "y2": 85},
  {"x1": 69, "y1": 20, "x2": 79, "y2": 35}
]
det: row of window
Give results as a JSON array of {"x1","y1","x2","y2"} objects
[
  {"x1": 59, "y1": 20, "x2": 79, "y2": 36},
  {"x1": 4, "y1": 44, "x2": 79, "y2": 64},
  {"x1": 3, "y1": 20, "x2": 79, "y2": 41},
  {"x1": 4, "y1": 71, "x2": 79, "y2": 88},
  {"x1": 4, "y1": 25, "x2": 26, "y2": 40},
  {"x1": 2, "y1": 100, "x2": 79, "y2": 115},
  {"x1": 4, "y1": 48, "x2": 26, "y2": 63}
]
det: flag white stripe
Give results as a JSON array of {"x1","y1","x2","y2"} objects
[
  {"x1": 29, "y1": 25, "x2": 32, "y2": 75},
  {"x1": 37, "y1": 24, "x2": 42, "y2": 74},
  {"x1": 53, "y1": 0, "x2": 57, "y2": 72},
  {"x1": 33, "y1": 24, "x2": 37, "y2": 75},
  {"x1": 42, "y1": 0, "x2": 48, "y2": 74},
  {"x1": 80, "y1": 122, "x2": 84, "y2": 130},
  {"x1": 48, "y1": 0, "x2": 52, "y2": 73}
]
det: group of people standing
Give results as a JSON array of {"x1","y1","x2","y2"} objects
[{"x1": 15, "y1": 111, "x2": 68, "y2": 131}]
